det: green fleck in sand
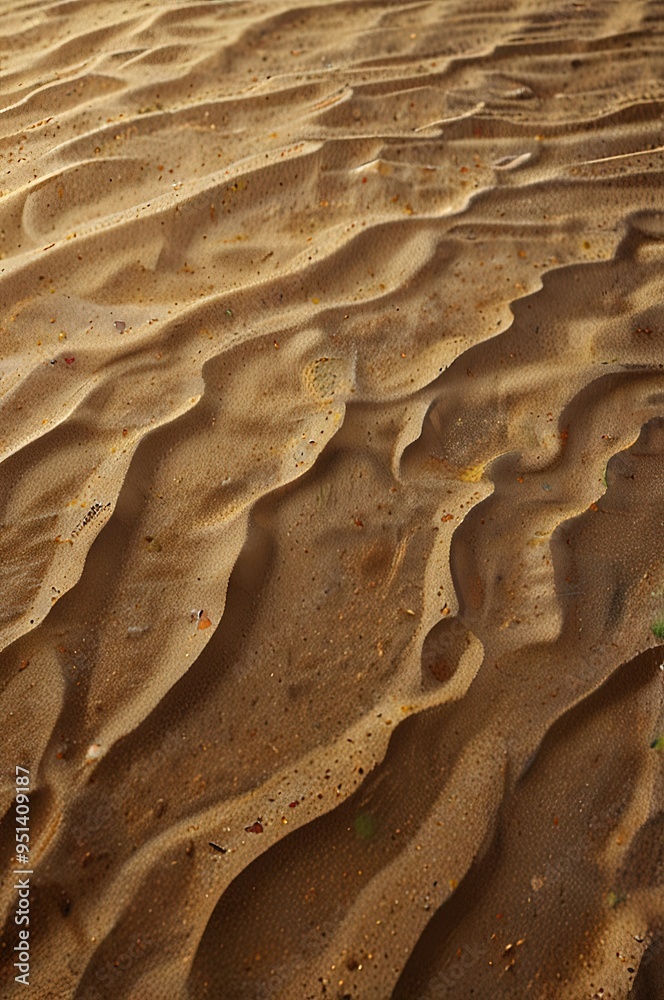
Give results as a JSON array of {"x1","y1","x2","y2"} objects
[
  {"x1": 353, "y1": 812, "x2": 376, "y2": 841},
  {"x1": 651, "y1": 619, "x2": 664, "y2": 640}
]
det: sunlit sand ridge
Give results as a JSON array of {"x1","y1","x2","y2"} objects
[{"x1": 0, "y1": 0, "x2": 663, "y2": 997}]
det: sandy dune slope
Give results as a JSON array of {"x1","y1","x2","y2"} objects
[{"x1": 1, "y1": 1, "x2": 663, "y2": 997}]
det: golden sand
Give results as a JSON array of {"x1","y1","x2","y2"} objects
[{"x1": 1, "y1": 1, "x2": 663, "y2": 997}]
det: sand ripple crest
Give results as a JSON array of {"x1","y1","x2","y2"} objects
[{"x1": 1, "y1": 1, "x2": 664, "y2": 997}]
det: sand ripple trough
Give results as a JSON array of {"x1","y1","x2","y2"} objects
[{"x1": 1, "y1": 1, "x2": 663, "y2": 998}]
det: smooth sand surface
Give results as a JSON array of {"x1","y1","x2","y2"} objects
[{"x1": 1, "y1": 1, "x2": 663, "y2": 997}]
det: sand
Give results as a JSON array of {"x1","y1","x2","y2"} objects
[{"x1": 1, "y1": 0, "x2": 663, "y2": 997}]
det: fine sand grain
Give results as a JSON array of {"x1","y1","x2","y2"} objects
[{"x1": 1, "y1": 1, "x2": 663, "y2": 998}]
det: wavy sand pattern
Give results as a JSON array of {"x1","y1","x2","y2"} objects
[{"x1": 1, "y1": 1, "x2": 664, "y2": 997}]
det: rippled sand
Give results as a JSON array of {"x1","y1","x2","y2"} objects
[{"x1": 1, "y1": 1, "x2": 663, "y2": 997}]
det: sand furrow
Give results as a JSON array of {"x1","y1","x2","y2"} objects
[{"x1": 1, "y1": 2, "x2": 663, "y2": 998}]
